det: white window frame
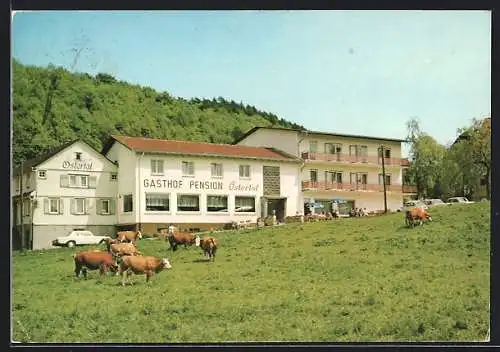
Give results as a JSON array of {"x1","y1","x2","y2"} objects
[
  {"x1": 69, "y1": 174, "x2": 89, "y2": 188},
  {"x1": 73, "y1": 198, "x2": 86, "y2": 215},
  {"x1": 177, "y1": 194, "x2": 200, "y2": 212},
  {"x1": 145, "y1": 193, "x2": 170, "y2": 212},
  {"x1": 379, "y1": 173, "x2": 392, "y2": 185},
  {"x1": 151, "y1": 160, "x2": 164, "y2": 175},
  {"x1": 123, "y1": 194, "x2": 133, "y2": 213},
  {"x1": 100, "y1": 199, "x2": 110, "y2": 215},
  {"x1": 182, "y1": 161, "x2": 195, "y2": 177},
  {"x1": 239, "y1": 165, "x2": 251, "y2": 179},
  {"x1": 211, "y1": 163, "x2": 223, "y2": 178},
  {"x1": 234, "y1": 196, "x2": 256, "y2": 213},
  {"x1": 309, "y1": 141, "x2": 318, "y2": 153},
  {"x1": 49, "y1": 198, "x2": 60, "y2": 214},
  {"x1": 206, "y1": 195, "x2": 228, "y2": 213},
  {"x1": 38, "y1": 170, "x2": 47, "y2": 179}
]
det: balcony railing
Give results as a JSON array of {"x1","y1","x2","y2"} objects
[
  {"x1": 302, "y1": 180, "x2": 401, "y2": 192},
  {"x1": 301, "y1": 152, "x2": 405, "y2": 166},
  {"x1": 402, "y1": 185, "x2": 417, "y2": 193}
]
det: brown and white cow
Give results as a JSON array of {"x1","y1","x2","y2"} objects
[
  {"x1": 117, "y1": 230, "x2": 142, "y2": 243},
  {"x1": 73, "y1": 250, "x2": 118, "y2": 278},
  {"x1": 109, "y1": 242, "x2": 142, "y2": 258},
  {"x1": 405, "y1": 207, "x2": 433, "y2": 228},
  {"x1": 166, "y1": 231, "x2": 200, "y2": 251},
  {"x1": 118, "y1": 255, "x2": 172, "y2": 286},
  {"x1": 196, "y1": 236, "x2": 217, "y2": 262}
]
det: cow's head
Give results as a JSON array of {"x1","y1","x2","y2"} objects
[
  {"x1": 426, "y1": 213, "x2": 433, "y2": 222},
  {"x1": 195, "y1": 235, "x2": 201, "y2": 247},
  {"x1": 137, "y1": 230, "x2": 143, "y2": 239},
  {"x1": 161, "y1": 258, "x2": 172, "y2": 269}
]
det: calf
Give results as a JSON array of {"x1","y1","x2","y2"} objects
[
  {"x1": 196, "y1": 236, "x2": 218, "y2": 262},
  {"x1": 405, "y1": 207, "x2": 433, "y2": 228},
  {"x1": 117, "y1": 230, "x2": 142, "y2": 243},
  {"x1": 110, "y1": 242, "x2": 142, "y2": 258},
  {"x1": 167, "y1": 232, "x2": 200, "y2": 251},
  {"x1": 119, "y1": 255, "x2": 172, "y2": 286},
  {"x1": 73, "y1": 251, "x2": 118, "y2": 278}
]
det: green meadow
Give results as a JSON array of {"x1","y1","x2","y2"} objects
[{"x1": 12, "y1": 202, "x2": 490, "y2": 343}]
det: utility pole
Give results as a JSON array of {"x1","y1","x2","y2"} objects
[
  {"x1": 380, "y1": 145, "x2": 388, "y2": 214},
  {"x1": 19, "y1": 160, "x2": 25, "y2": 251}
]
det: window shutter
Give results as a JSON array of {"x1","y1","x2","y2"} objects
[
  {"x1": 71, "y1": 199, "x2": 75, "y2": 215},
  {"x1": 44, "y1": 198, "x2": 49, "y2": 214},
  {"x1": 89, "y1": 176, "x2": 97, "y2": 188},
  {"x1": 60, "y1": 174, "x2": 69, "y2": 187},
  {"x1": 59, "y1": 199, "x2": 64, "y2": 214},
  {"x1": 109, "y1": 199, "x2": 115, "y2": 215},
  {"x1": 96, "y1": 199, "x2": 103, "y2": 214},
  {"x1": 85, "y1": 198, "x2": 92, "y2": 214}
]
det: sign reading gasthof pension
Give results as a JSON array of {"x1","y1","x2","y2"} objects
[{"x1": 143, "y1": 178, "x2": 259, "y2": 192}]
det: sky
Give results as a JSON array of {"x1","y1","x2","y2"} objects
[{"x1": 12, "y1": 10, "x2": 491, "y2": 156}]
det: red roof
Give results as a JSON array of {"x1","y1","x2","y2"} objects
[
  {"x1": 401, "y1": 158, "x2": 410, "y2": 166},
  {"x1": 109, "y1": 135, "x2": 299, "y2": 162}
]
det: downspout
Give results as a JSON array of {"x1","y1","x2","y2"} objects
[
  {"x1": 138, "y1": 152, "x2": 144, "y2": 231},
  {"x1": 297, "y1": 131, "x2": 308, "y2": 215}
]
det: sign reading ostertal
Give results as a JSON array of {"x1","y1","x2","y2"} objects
[
  {"x1": 143, "y1": 178, "x2": 259, "y2": 192},
  {"x1": 62, "y1": 159, "x2": 93, "y2": 170}
]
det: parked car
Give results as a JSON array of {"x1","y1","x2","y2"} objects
[
  {"x1": 51, "y1": 230, "x2": 111, "y2": 248},
  {"x1": 447, "y1": 197, "x2": 475, "y2": 204},
  {"x1": 403, "y1": 200, "x2": 428, "y2": 211},
  {"x1": 423, "y1": 198, "x2": 447, "y2": 207}
]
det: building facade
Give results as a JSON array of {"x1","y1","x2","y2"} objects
[
  {"x1": 102, "y1": 135, "x2": 302, "y2": 234},
  {"x1": 12, "y1": 140, "x2": 118, "y2": 250},
  {"x1": 12, "y1": 136, "x2": 302, "y2": 250},
  {"x1": 235, "y1": 127, "x2": 417, "y2": 215}
]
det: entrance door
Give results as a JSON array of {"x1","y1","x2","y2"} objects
[{"x1": 266, "y1": 198, "x2": 287, "y2": 222}]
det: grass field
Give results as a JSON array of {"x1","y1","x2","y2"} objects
[{"x1": 12, "y1": 202, "x2": 490, "y2": 343}]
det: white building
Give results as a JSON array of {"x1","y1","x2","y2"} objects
[
  {"x1": 235, "y1": 127, "x2": 415, "y2": 214},
  {"x1": 12, "y1": 135, "x2": 302, "y2": 250},
  {"x1": 101, "y1": 135, "x2": 302, "y2": 235},
  {"x1": 11, "y1": 140, "x2": 118, "y2": 250}
]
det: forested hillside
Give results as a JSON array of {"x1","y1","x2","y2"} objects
[{"x1": 12, "y1": 59, "x2": 304, "y2": 167}]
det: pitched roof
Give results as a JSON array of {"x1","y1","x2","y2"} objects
[
  {"x1": 103, "y1": 135, "x2": 302, "y2": 162},
  {"x1": 233, "y1": 126, "x2": 405, "y2": 144}
]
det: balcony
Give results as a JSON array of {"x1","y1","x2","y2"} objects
[
  {"x1": 402, "y1": 185, "x2": 417, "y2": 193},
  {"x1": 302, "y1": 180, "x2": 401, "y2": 192},
  {"x1": 301, "y1": 152, "x2": 405, "y2": 166}
]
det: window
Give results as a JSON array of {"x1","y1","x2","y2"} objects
[
  {"x1": 325, "y1": 171, "x2": 336, "y2": 183},
  {"x1": 378, "y1": 148, "x2": 392, "y2": 158},
  {"x1": 309, "y1": 169, "x2": 318, "y2": 182},
  {"x1": 75, "y1": 152, "x2": 82, "y2": 160},
  {"x1": 235, "y1": 196, "x2": 256, "y2": 213},
  {"x1": 177, "y1": 194, "x2": 200, "y2": 212},
  {"x1": 44, "y1": 198, "x2": 64, "y2": 215},
  {"x1": 207, "y1": 195, "x2": 228, "y2": 212},
  {"x1": 110, "y1": 173, "x2": 118, "y2": 181},
  {"x1": 123, "y1": 194, "x2": 133, "y2": 212},
  {"x1": 71, "y1": 198, "x2": 87, "y2": 215},
  {"x1": 349, "y1": 145, "x2": 358, "y2": 156},
  {"x1": 359, "y1": 145, "x2": 368, "y2": 157},
  {"x1": 68, "y1": 174, "x2": 89, "y2": 188},
  {"x1": 38, "y1": 170, "x2": 47, "y2": 179},
  {"x1": 309, "y1": 141, "x2": 318, "y2": 153},
  {"x1": 98, "y1": 199, "x2": 115, "y2": 215},
  {"x1": 182, "y1": 161, "x2": 195, "y2": 176},
  {"x1": 151, "y1": 160, "x2": 164, "y2": 175},
  {"x1": 146, "y1": 193, "x2": 170, "y2": 211},
  {"x1": 211, "y1": 163, "x2": 223, "y2": 178},
  {"x1": 350, "y1": 173, "x2": 367, "y2": 184},
  {"x1": 239, "y1": 165, "x2": 250, "y2": 178},
  {"x1": 378, "y1": 174, "x2": 392, "y2": 185}
]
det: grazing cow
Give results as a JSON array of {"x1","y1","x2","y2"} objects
[
  {"x1": 117, "y1": 230, "x2": 142, "y2": 243},
  {"x1": 405, "y1": 207, "x2": 433, "y2": 228},
  {"x1": 73, "y1": 250, "x2": 118, "y2": 278},
  {"x1": 166, "y1": 232, "x2": 200, "y2": 251},
  {"x1": 118, "y1": 255, "x2": 172, "y2": 286},
  {"x1": 110, "y1": 242, "x2": 142, "y2": 257},
  {"x1": 196, "y1": 236, "x2": 217, "y2": 262},
  {"x1": 104, "y1": 238, "x2": 120, "y2": 252}
]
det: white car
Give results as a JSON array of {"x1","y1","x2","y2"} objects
[
  {"x1": 447, "y1": 197, "x2": 475, "y2": 204},
  {"x1": 51, "y1": 230, "x2": 111, "y2": 248},
  {"x1": 403, "y1": 200, "x2": 428, "y2": 211},
  {"x1": 423, "y1": 199, "x2": 447, "y2": 207}
]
